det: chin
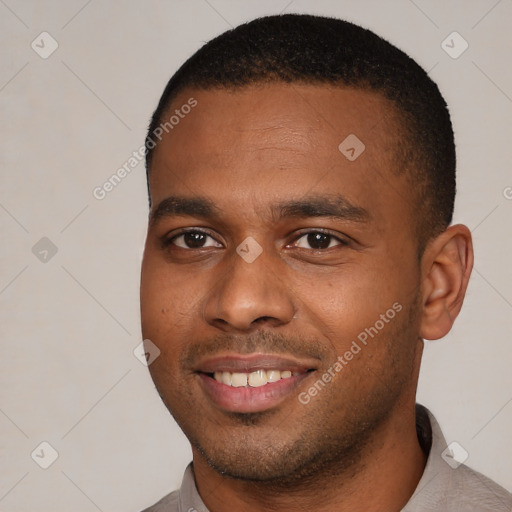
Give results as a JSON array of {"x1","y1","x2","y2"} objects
[
  {"x1": 190, "y1": 428, "x2": 300, "y2": 479},
  {"x1": 190, "y1": 424, "x2": 354, "y2": 485}
]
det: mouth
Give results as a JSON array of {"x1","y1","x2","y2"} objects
[{"x1": 195, "y1": 354, "x2": 318, "y2": 413}]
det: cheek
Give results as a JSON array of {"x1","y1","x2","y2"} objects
[
  {"x1": 140, "y1": 253, "x2": 199, "y2": 342},
  {"x1": 292, "y1": 253, "x2": 419, "y2": 367},
  {"x1": 292, "y1": 264, "x2": 401, "y2": 334},
  {"x1": 140, "y1": 256, "x2": 200, "y2": 397}
]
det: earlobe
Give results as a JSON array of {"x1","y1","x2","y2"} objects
[{"x1": 420, "y1": 224, "x2": 474, "y2": 340}]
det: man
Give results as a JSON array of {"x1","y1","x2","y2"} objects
[{"x1": 139, "y1": 14, "x2": 511, "y2": 512}]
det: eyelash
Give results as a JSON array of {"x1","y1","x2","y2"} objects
[
  {"x1": 289, "y1": 229, "x2": 349, "y2": 250},
  {"x1": 163, "y1": 228, "x2": 220, "y2": 249},
  {"x1": 163, "y1": 228, "x2": 349, "y2": 251}
]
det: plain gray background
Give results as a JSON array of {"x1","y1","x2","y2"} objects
[{"x1": 1, "y1": 1, "x2": 511, "y2": 511}]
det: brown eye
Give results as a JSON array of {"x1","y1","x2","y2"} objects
[
  {"x1": 307, "y1": 233, "x2": 331, "y2": 249},
  {"x1": 171, "y1": 231, "x2": 222, "y2": 249},
  {"x1": 293, "y1": 232, "x2": 345, "y2": 250}
]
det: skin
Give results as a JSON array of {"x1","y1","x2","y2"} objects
[{"x1": 140, "y1": 83, "x2": 473, "y2": 512}]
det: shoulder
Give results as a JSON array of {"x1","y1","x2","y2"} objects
[
  {"x1": 449, "y1": 463, "x2": 512, "y2": 511},
  {"x1": 404, "y1": 457, "x2": 512, "y2": 511},
  {"x1": 139, "y1": 463, "x2": 203, "y2": 512},
  {"x1": 140, "y1": 490, "x2": 179, "y2": 512},
  {"x1": 405, "y1": 405, "x2": 512, "y2": 511}
]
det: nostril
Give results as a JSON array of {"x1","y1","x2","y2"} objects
[{"x1": 253, "y1": 316, "x2": 275, "y2": 324}]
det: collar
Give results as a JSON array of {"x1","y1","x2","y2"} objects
[{"x1": 173, "y1": 404, "x2": 510, "y2": 512}]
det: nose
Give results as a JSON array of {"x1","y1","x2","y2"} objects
[{"x1": 203, "y1": 250, "x2": 295, "y2": 332}]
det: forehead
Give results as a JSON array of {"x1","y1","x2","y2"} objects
[
  {"x1": 149, "y1": 84, "x2": 409, "y2": 225},
  {"x1": 158, "y1": 83, "x2": 399, "y2": 155}
]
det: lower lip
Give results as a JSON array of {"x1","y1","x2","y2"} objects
[{"x1": 198, "y1": 372, "x2": 312, "y2": 413}]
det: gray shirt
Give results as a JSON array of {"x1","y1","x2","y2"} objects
[{"x1": 142, "y1": 405, "x2": 512, "y2": 511}]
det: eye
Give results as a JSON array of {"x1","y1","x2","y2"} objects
[
  {"x1": 293, "y1": 232, "x2": 345, "y2": 250},
  {"x1": 169, "y1": 231, "x2": 222, "y2": 249}
]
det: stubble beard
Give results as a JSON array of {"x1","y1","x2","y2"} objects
[{"x1": 159, "y1": 297, "x2": 422, "y2": 489}]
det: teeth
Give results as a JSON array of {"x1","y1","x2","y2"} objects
[
  {"x1": 214, "y1": 371, "x2": 232, "y2": 386},
  {"x1": 231, "y1": 372, "x2": 248, "y2": 387},
  {"x1": 248, "y1": 369, "x2": 267, "y2": 387},
  {"x1": 212, "y1": 369, "x2": 298, "y2": 387},
  {"x1": 221, "y1": 372, "x2": 232, "y2": 386},
  {"x1": 267, "y1": 370, "x2": 281, "y2": 383}
]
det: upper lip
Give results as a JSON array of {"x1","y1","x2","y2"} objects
[{"x1": 194, "y1": 353, "x2": 319, "y2": 374}]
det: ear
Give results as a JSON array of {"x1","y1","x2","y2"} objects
[{"x1": 420, "y1": 224, "x2": 474, "y2": 340}]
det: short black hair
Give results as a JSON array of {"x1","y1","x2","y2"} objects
[{"x1": 145, "y1": 14, "x2": 455, "y2": 247}]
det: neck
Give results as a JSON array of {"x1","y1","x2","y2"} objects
[{"x1": 192, "y1": 397, "x2": 426, "y2": 512}]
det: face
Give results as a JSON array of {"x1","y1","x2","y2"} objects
[{"x1": 140, "y1": 84, "x2": 424, "y2": 482}]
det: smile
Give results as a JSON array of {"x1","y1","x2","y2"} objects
[
  {"x1": 212, "y1": 369, "x2": 299, "y2": 387},
  {"x1": 195, "y1": 354, "x2": 318, "y2": 413}
]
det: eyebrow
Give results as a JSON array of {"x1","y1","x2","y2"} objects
[
  {"x1": 272, "y1": 196, "x2": 370, "y2": 223},
  {"x1": 150, "y1": 196, "x2": 220, "y2": 225},
  {"x1": 150, "y1": 194, "x2": 370, "y2": 225}
]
